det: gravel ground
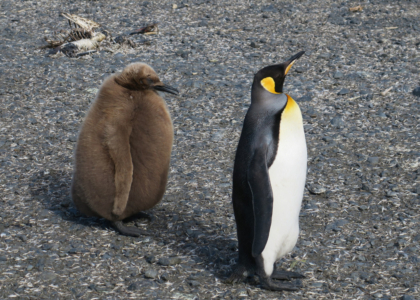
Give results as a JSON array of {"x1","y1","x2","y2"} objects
[{"x1": 1, "y1": 0, "x2": 420, "y2": 299}]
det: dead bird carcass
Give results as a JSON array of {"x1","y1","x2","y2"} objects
[{"x1": 43, "y1": 13, "x2": 108, "y2": 57}]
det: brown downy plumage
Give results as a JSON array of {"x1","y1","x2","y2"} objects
[{"x1": 71, "y1": 63, "x2": 178, "y2": 237}]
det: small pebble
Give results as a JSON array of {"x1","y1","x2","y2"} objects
[
  {"x1": 337, "y1": 88, "x2": 350, "y2": 95},
  {"x1": 330, "y1": 116, "x2": 345, "y2": 127},
  {"x1": 188, "y1": 280, "x2": 200, "y2": 287},
  {"x1": 127, "y1": 282, "x2": 140, "y2": 291},
  {"x1": 359, "y1": 205, "x2": 368, "y2": 211},
  {"x1": 161, "y1": 273, "x2": 171, "y2": 281},
  {"x1": 307, "y1": 184, "x2": 326, "y2": 195},
  {"x1": 42, "y1": 271, "x2": 57, "y2": 281},
  {"x1": 367, "y1": 157, "x2": 380, "y2": 165},
  {"x1": 378, "y1": 112, "x2": 387, "y2": 118},
  {"x1": 297, "y1": 94, "x2": 312, "y2": 102},
  {"x1": 311, "y1": 282, "x2": 323, "y2": 287},
  {"x1": 250, "y1": 42, "x2": 258, "y2": 48},
  {"x1": 333, "y1": 71, "x2": 343, "y2": 79},
  {"x1": 158, "y1": 257, "x2": 182, "y2": 266},
  {"x1": 412, "y1": 87, "x2": 420, "y2": 97},
  {"x1": 144, "y1": 269, "x2": 158, "y2": 279}
]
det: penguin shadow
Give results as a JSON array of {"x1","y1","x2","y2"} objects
[
  {"x1": 28, "y1": 168, "x2": 238, "y2": 280},
  {"x1": 146, "y1": 197, "x2": 239, "y2": 282},
  {"x1": 29, "y1": 168, "x2": 108, "y2": 231}
]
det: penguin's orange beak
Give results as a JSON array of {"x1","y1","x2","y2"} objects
[{"x1": 284, "y1": 51, "x2": 305, "y2": 75}]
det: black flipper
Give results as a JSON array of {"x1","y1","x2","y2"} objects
[
  {"x1": 247, "y1": 142, "x2": 273, "y2": 257},
  {"x1": 111, "y1": 221, "x2": 149, "y2": 237}
]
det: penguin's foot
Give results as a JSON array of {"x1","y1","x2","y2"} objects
[
  {"x1": 111, "y1": 220, "x2": 149, "y2": 237},
  {"x1": 260, "y1": 276, "x2": 298, "y2": 291},
  {"x1": 125, "y1": 211, "x2": 154, "y2": 223},
  {"x1": 225, "y1": 264, "x2": 251, "y2": 284},
  {"x1": 271, "y1": 270, "x2": 305, "y2": 281}
]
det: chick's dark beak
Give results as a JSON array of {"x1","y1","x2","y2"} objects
[{"x1": 154, "y1": 83, "x2": 179, "y2": 95}]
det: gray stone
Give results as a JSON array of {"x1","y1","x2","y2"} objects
[
  {"x1": 306, "y1": 108, "x2": 318, "y2": 118},
  {"x1": 331, "y1": 116, "x2": 345, "y2": 127},
  {"x1": 333, "y1": 71, "x2": 344, "y2": 79},
  {"x1": 311, "y1": 282, "x2": 323, "y2": 287},
  {"x1": 337, "y1": 88, "x2": 350, "y2": 95},
  {"x1": 68, "y1": 248, "x2": 81, "y2": 254},
  {"x1": 319, "y1": 52, "x2": 332, "y2": 59},
  {"x1": 42, "y1": 243, "x2": 53, "y2": 250},
  {"x1": 41, "y1": 271, "x2": 57, "y2": 281},
  {"x1": 146, "y1": 255, "x2": 156, "y2": 264},
  {"x1": 326, "y1": 219, "x2": 349, "y2": 231},
  {"x1": 36, "y1": 257, "x2": 46, "y2": 271},
  {"x1": 17, "y1": 235, "x2": 27, "y2": 242},
  {"x1": 412, "y1": 87, "x2": 420, "y2": 97},
  {"x1": 188, "y1": 280, "x2": 200, "y2": 287},
  {"x1": 367, "y1": 157, "x2": 379, "y2": 165},
  {"x1": 297, "y1": 94, "x2": 312, "y2": 102},
  {"x1": 210, "y1": 130, "x2": 226, "y2": 142},
  {"x1": 127, "y1": 282, "x2": 141, "y2": 291},
  {"x1": 336, "y1": 219, "x2": 349, "y2": 227},
  {"x1": 261, "y1": 5, "x2": 277, "y2": 12},
  {"x1": 359, "y1": 205, "x2": 368, "y2": 211},
  {"x1": 158, "y1": 257, "x2": 182, "y2": 266},
  {"x1": 161, "y1": 273, "x2": 171, "y2": 281},
  {"x1": 144, "y1": 269, "x2": 158, "y2": 279},
  {"x1": 55, "y1": 87, "x2": 67, "y2": 93},
  {"x1": 401, "y1": 295, "x2": 415, "y2": 300},
  {"x1": 307, "y1": 184, "x2": 326, "y2": 195},
  {"x1": 171, "y1": 293, "x2": 196, "y2": 300}
]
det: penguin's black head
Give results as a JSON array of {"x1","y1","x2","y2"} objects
[{"x1": 254, "y1": 51, "x2": 305, "y2": 94}]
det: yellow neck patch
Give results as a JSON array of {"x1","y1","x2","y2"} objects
[{"x1": 260, "y1": 77, "x2": 280, "y2": 94}]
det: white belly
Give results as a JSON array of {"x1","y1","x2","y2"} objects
[{"x1": 261, "y1": 95, "x2": 307, "y2": 276}]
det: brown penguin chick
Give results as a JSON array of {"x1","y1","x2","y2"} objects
[{"x1": 71, "y1": 62, "x2": 178, "y2": 237}]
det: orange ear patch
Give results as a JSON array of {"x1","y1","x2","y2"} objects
[{"x1": 260, "y1": 77, "x2": 280, "y2": 94}]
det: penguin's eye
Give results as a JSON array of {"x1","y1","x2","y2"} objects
[
  {"x1": 260, "y1": 77, "x2": 280, "y2": 94},
  {"x1": 146, "y1": 77, "x2": 154, "y2": 85}
]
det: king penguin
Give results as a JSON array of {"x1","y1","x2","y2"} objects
[
  {"x1": 71, "y1": 62, "x2": 178, "y2": 237},
  {"x1": 227, "y1": 51, "x2": 307, "y2": 291}
]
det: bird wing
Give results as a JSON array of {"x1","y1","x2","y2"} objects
[
  {"x1": 61, "y1": 13, "x2": 100, "y2": 31},
  {"x1": 247, "y1": 142, "x2": 274, "y2": 257}
]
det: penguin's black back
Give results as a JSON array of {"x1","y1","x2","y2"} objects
[{"x1": 231, "y1": 93, "x2": 286, "y2": 264}]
